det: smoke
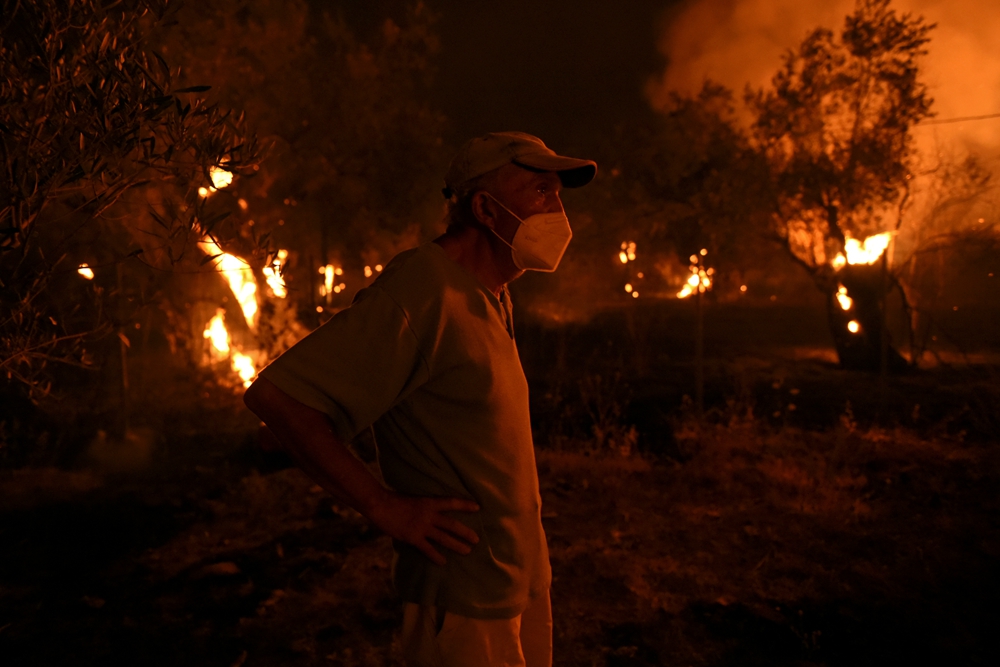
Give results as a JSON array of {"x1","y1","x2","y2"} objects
[{"x1": 648, "y1": 0, "x2": 1000, "y2": 153}]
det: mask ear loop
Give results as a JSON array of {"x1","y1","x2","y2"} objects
[{"x1": 480, "y1": 192, "x2": 523, "y2": 252}]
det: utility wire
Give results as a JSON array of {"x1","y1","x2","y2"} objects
[{"x1": 918, "y1": 112, "x2": 1000, "y2": 126}]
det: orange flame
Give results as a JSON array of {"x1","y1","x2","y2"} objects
[{"x1": 198, "y1": 237, "x2": 258, "y2": 328}]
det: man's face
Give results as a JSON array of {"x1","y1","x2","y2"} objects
[{"x1": 487, "y1": 163, "x2": 565, "y2": 246}]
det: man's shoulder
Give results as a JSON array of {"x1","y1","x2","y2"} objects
[{"x1": 362, "y1": 243, "x2": 459, "y2": 307}]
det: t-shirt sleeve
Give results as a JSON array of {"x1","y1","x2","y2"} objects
[{"x1": 257, "y1": 286, "x2": 430, "y2": 442}]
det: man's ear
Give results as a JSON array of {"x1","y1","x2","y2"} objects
[{"x1": 470, "y1": 191, "x2": 499, "y2": 230}]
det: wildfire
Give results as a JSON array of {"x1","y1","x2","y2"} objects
[
  {"x1": 836, "y1": 285, "x2": 853, "y2": 311},
  {"x1": 77, "y1": 263, "x2": 95, "y2": 280},
  {"x1": 832, "y1": 232, "x2": 893, "y2": 268},
  {"x1": 677, "y1": 250, "x2": 713, "y2": 299},
  {"x1": 204, "y1": 309, "x2": 231, "y2": 356},
  {"x1": 202, "y1": 309, "x2": 256, "y2": 388},
  {"x1": 318, "y1": 264, "x2": 345, "y2": 303},
  {"x1": 619, "y1": 241, "x2": 636, "y2": 264},
  {"x1": 198, "y1": 165, "x2": 234, "y2": 198},
  {"x1": 230, "y1": 352, "x2": 256, "y2": 388},
  {"x1": 263, "y1": 249, "x2": 289, "y2": 298},
  {"x1": 198, "y1": 237, "x2": 258, "y2": 327}
]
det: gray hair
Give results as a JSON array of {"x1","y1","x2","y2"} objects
[{"x1": 444, "y1": 169, "x2": 502, "y2": 234}]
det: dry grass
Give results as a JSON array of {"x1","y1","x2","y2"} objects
[{"x1": 1, "y1": 412, "x2": 998, "y2": 666}]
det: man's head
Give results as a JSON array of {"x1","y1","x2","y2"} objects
[{"x1": 443, "y1": 131, "x2": 597, "y2": 236}]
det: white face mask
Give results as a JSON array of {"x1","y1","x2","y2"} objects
[{"x1": 485, "y1": 194, "x2": 573, "y2": 272}]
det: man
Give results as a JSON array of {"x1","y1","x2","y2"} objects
[{"x1": 243, "y1": 132, "x2": 596, "y2": 666}]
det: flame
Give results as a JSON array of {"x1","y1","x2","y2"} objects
[
  {"x1": 198, "y1": 237, "x2": 258, "y2": 327},
  {"x1": 204, "y1": 309, "x2": 231, "y2": 356},
  {"x1": 198, "y1": 166, "x2": 234, "y2": 198},
  {"x1": 677, "y1": 257, "x2": 712, "y2": 299},
  {"x1": 210, "y1": 166, "x2": 233, "y2": 190},
  {"x1": 842, "y1": 232, "x2": 892, "y2": 266},
  {"x1": 318, "y1": 264, "x2": 345, "y2": 302},
  {"x1": 836, "y1": 285, "x2": 853, "y2": 311},
  {"x1": 202, "y1": 309, "x2": 257, "y2": 387},
  {"x1": 262, "y1": 249, "x2": 288, "y2": 298},
  {"x1": 231, "y1": 351, "x2": 256, "y2": 388},
  {"x1": 847, "y1": 320, "x2": 861, "y2": 334},
  {"x1": 619, "y1": 241, "x2": 637, "y2": 264},
  {"x1": 77, "y1": 264, "x2": 95, "y2": 280}
]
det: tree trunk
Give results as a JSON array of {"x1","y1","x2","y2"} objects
[{"x1": 826, "y1": 263, "x2": 909, "y2": 373}]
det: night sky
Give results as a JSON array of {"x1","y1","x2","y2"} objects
[
  {"x1": 337, "y1": 0, "x2": 677, "y2": 158},
  {"x1": 430, "y1": 0, "x2": 674, "y2": 155}
]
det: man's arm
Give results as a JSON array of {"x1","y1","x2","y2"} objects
[{"x1": 243, "y1": 377, "x2": 479, "y2": 565}]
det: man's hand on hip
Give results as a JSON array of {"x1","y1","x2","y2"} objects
[{"x1": 370, "y1": 493, "x2": 480, "y2": 566}]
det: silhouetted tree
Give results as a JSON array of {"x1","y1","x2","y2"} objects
[{"x1": 0, "y1": 0, "x2": 259, "y2": 400}]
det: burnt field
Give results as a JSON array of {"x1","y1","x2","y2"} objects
[{"x1": 1, "y1": 301, "x2": 999, "y2": 666}]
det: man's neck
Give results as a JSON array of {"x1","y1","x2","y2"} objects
[{"x1": 434, "y1": 225, "x2": 522, "y2": 298}]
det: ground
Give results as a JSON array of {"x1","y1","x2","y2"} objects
[
  {"x1": 2, "y1": 304, "x2": 999, "y2": 665},
  {"x1": 2, "y1": 399, "x2": 999, "y2": 666}
]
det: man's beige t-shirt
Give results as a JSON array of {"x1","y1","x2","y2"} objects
[{"x1": 258, "y1": 242, "x2": 550, "y2": 619}]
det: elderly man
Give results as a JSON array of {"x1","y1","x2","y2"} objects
[{"x1": 243, "y1": 132, "x2": 596, "y2": 666}]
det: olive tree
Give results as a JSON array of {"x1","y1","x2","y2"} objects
[
  {"x1": 0, "y1": 0, "x2": 259, "y2": 400},
  {"x1": 746, "y1": 0, "x2": 934, "y2": 370}
]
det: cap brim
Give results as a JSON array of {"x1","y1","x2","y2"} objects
[{"x1": 514, "y1": 154, "x2": 597, "y2": 188}]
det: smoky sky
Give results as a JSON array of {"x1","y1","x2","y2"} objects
[
  {"x1": 649, "y1": 0, "x2": 1000, "y2": 155},
  {"x1": 324, "y1": 1, "x2": 1000, "y2": 162}
]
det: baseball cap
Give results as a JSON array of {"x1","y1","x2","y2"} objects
[{"x1": 443, "y1": 131, "x2": 597, "y2": 198}]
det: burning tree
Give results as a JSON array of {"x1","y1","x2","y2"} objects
[
  {"x1": 0, "y1": 0, "x2": 260, "y2": 402},
  {"x1": 159, "y1": 0, "x2": 449, "y2": 324},
  {"x1": 746, "y1": 0, "x2": 934, "y2": 371}
]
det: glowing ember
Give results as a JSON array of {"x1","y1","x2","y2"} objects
[
  {"x1": 198, "y1": 187, "x2": 211, "y2": 198},
  {"x1": 677, "y1": 251, "x2": 713, "y2": 299},
  {"x1": 364, "y1": 266, "x2": 373, "y2": 278},
  {"x1": 375, "y1": 264, "x2": 383, "y2": 272},
  {"x1": 262, "y1": 249, "x2": 289, "y2": 298},
  {"x1": 619, "y1": 241, "x2": 637, "y2": 264},
  {"x1": 836, "y1": 285, "x2": 853, "y2": 311},
  {"x1": 847, "y1": 320, "x2": 861, "y2": 333},
  {"x1": 740, "y1": 285, "x2": 747, "y2": 292},
  {"x1": 631, "y1": 291, "x2": 639, "y2": 299},
  {"x1": 204, "y1": 309, "x2": 231, "y2": 355},
  {"x1": 198, "y1": 237, "x2": 258, "y2": 327},
  {"x1": 238, "y1": 198, "x2": 249, "y2": 211},
  {"x1": 624, "y1": 283, "x2": 633, "y2": 293},
  {"x1": 842, "y1": 232, "x2": 892, "y2": 266},
  {"x1": 77, "y1": 264, "x2": 94, "y2": 280}
]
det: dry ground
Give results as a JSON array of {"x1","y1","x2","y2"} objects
[{"x1": 2, "y1": 411, "x2": 998, "y2": 666}]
